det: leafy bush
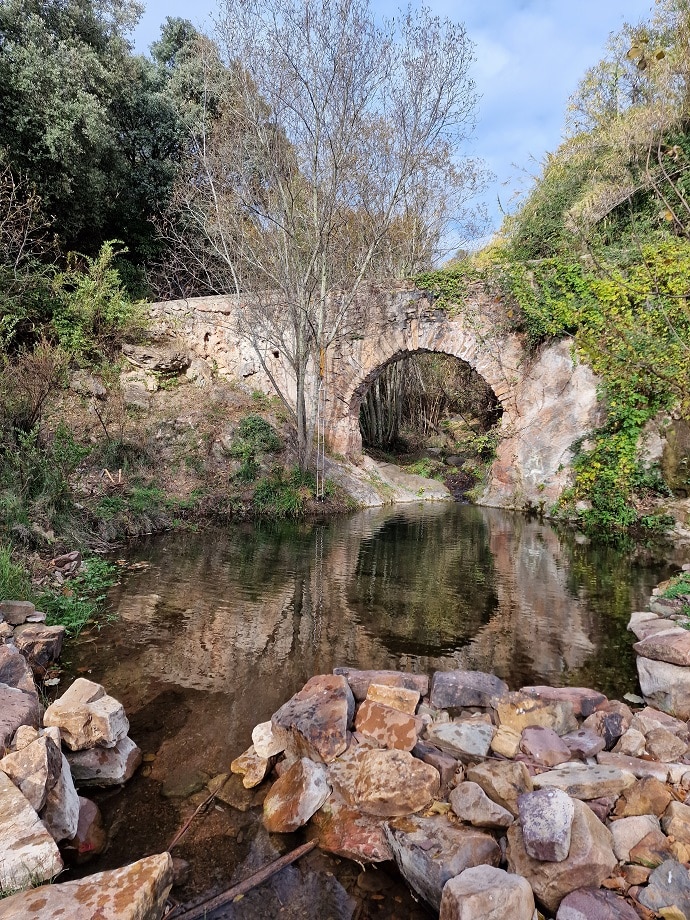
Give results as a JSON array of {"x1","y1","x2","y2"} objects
[
  {"x1": 231, "y1": 415, "x2": 282, "y2": 482},
  {"x1": 51, "y1": 241, "x2": 146, "y2": 363},
  {"x1": 252, "y1": 467, "x2": 315, "y2": 518}
]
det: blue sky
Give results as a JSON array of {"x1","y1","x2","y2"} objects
[{"x1": 133, "y1": 0, "x2": 655, "y2": 237}]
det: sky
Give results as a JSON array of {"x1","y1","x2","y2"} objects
[{"x1": 132, "y1": 0, "x2": 656, "y2": 240}]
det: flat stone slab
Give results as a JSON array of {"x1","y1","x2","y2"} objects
[
  {"x1": 440, "y1": 865, "x2": 535, "y2": 920},
  {"x1": 496, "y1": 692, "x2": 578, "y2": 736},
  {"x1": 0, "y1": 601, "x2": 35, "y2": 627},
  {"x1": 66, "y1": 735, "x2": 142, "y2": 787},
  {"x1": 533, "y1": 762, "x2": 636, "y2": 800},
  {"x1": 597, "y1": 751, "x2": 671, "y2": 782},
  {"x1": 556, "y1": 887, "x2": 640, "y2": 920},
  {"x1": 0, "y1": 770, "x2": 62, "y2": 891},
  {"x1": 430, "y1": 670, "x2": 508, "y2": 710},
  {"x1": 333, "y1": 668, "x2": 428, "y2": 702},
  {"x1": 634, "y1": 628, "x2": 690, "y2": 667},
  {"x1": 637, "y1": 858, "x2": 690, "y2": 917},
  {"x1": 520, "y1": 686, "x2": 606, "y2": 718},
  {"x1": 366, "y1": 683, "x2": 420, "y2": 714},
  {"x1": 520, "y1": 725, "x2": 571, "y2": 767},
  {"x1": 385, "y1": 814, "x2": 500, "y2": 911},
  {"x1": 426, "y1": 720, "x2": 495, "y2": 761},
  {"x1": 0, "y1": 852, "x2": 172, "y2": 919}
]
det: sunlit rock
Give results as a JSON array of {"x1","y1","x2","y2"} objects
[
  {"x1": 449, "y1": 781, "x2": 514, "y2": 829},
  {"x1": 44, "y1": 678, "x2": 129, "y2": 751},
  {"x1": 263, "y1": 757, "x2": 330, "y2": 833},
  {"x1": 354, "y1": 699, "x2": 423, "y2": 751},
  {"x1": 0, "y1": 734, "x2": 62, "y2": 812},
  {"x1": 517, "y1": 788, "x2": 575, "y2": 862},
  {"x1": 466, "y1": 760, "x2": 533, "y2": 817},
  {"x1": 0, "y1": 771, "x2": 62, "y2": 892},
  {"x1": 353, "y1": 749, "x2": 439, "y2": 817},
  {"x1": 272, "y1": 674, "x2": 354, "y2": 764},
  {"x1": 440, "y1": 865, "x2": 535, "y2": 920}
]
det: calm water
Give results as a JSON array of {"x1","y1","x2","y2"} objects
[{"x1": 65, "y1": 503, "x2": 676, "y2": 917}]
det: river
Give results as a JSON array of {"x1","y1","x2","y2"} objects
[{"x1": 64, "y1": 503, "x2": 676, "y2": 918}]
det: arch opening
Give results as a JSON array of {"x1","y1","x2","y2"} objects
[{"x1": 357, "y1": 350, "x2": 503, "y2": 499}]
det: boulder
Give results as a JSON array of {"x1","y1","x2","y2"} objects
[
  {"x1": 517, "y1": 788, "x2": 575, "y2": 862},
  {"x1": 12, "y1": 624, "x2": 65, "y2": 673},
  {"x1": 520, "y1": 685, "x2": 606, "y2": 718},
  {"x1": 312, "y1": 792, "x2": 392, "y2": 862},
  {"x1": 43, "y1": 678, "x2": 129, "y2": 750},
  {"x1": 0, "y1": 644, "x2": 37, "y2": 696},
  {"x1": 251, "y1": 721, "x2": 285, "y2": 759},
  {"x1": 272, "y1": 674, "x2": 354, "y2": 764},
  {"x1": 353, "y1": 749, "x2": 439, "y2": 817},
  {"x1": 466, "y1": 760, "x2": 533, "y2": 816},
  {"x1": 40, "y1": 752, "x2": 80, "y2": 842},
  {"x1": 0, "y1": 770, "x2": 62, "y2": 891},
  {"x1": 412, "y1": 741, "x2": 458, "y2": 795},
  {"x1": 429, "y1": 670, "x2": 508, "y2": 710},
  {"x1": 634, "y1": 628, "x2": 690, "y2": 666},
  {"x1": 122, "y1": 343, "x2": 189, "y2": 374},
  {"x1": 354, "y1": 699, "x2": 423, "y2": 751},
  {"x1": 425, "y1": 720, "x2": 495, "y2": 761},
  {"x1": 520, "y1": 725, "x2": 571, "y2": 767},
  {"x1": 66, "y1": 735, "x2": 142, "y2": 787},
  {"x1": 333, "y1": 668, "x2": 428, "y2": 702},
  {"x1": 0, "y1": 600, "x2": 35, "y2": 627},
  {"x1": 631, "y1": 706, "x2": 690, "y2": 738},
  {"x1": 496, "y1": 692, "x2": 578, "y2": 736},
  {"x1": 597, "y1": 751, "x2": 670, "y2": 782},
  {"x1": 490, "y1": 725, "x2": 522, "y2": 758},
  {"x1": 555, "y1": 887, "x2": 640, "y2": 920},
  {"x1": 613, "y1": 728, "x2": 646, "y2": 757},
  {"x1": 533, "y1": 762, "x2": 636, "y2": 799},
  {"x1": 629, "y1": 828, "x2": 674, "y2": 867},
  {"x1": 384, "y1": 814, "x2": 500, "y2": 911},
  {"x1": 230, "y1": 745, "x2": 274, "y2": 788},
  {"x1": 0, "y1": 734, "x2": 62, "y2": 811},
  {"x1": 366, "y1": 682, "x2": 420, "y2": 714},
  {"x1": 610, "y1": 814, "x2": 661, "y2": 862},
  {"x1": 561, "y1": 727, "x2": 606, "y2": 760},
  {"x1": 581, "y1": 709, "x2": 627, "y2": 750},
  {"x1": 263, "y1": 758, "x2": 330, "y2": 833},
  {"x1": 449, "y1": 781, "x2": 514, "y2": 829},
  {"x1": 613, "y1": 776, "x2": 674, "y2": 818},
  {"x1": 507, "y1": 797, "x2": 617, "y2": 913},
  {"x1": 0, "y1": 852, "x2": 173, "y2": 920},
  {"x1": 646, "y1": 726, "x2": 687, "y2": 762},
  {"x1": 440, "y1": 865, "x2": 535, "y2": 920},
  {"x1": 637, "y1": 858, "x2": 690, "y2": 917},
  {"x1": 636, "y1": 656, "x2": 690, "y2": 719},
  {"x1": 62, "y1": 797, "x2": 107, "y2": 865},
  {"x1": 662, "y1": 801, "x2": 690, "y2": 845},
  {"x1": 0, "y1": 684, "x2": 40, "y2": 753}
]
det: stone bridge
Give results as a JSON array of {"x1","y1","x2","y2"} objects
[{"x1": 150, "y1": 282, "x2": 600, "y2": 510}]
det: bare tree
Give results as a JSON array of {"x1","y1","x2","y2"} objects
[{"x1": 159, "y1": 0, "x2": 484, "y2": 469}]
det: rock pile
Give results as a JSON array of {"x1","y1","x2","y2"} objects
[
  {"x1": 232, "y1": 666, "x2": 690, "y2": 918},
  {"x1": 0, "y1": 597, "x2": 171, "y2": 919}
]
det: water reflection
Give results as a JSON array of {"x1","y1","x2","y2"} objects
[{"x1": 76, "y1": 503, "x2": 673, "y2": 758}]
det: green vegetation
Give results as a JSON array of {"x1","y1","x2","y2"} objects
[
  {"x1": 230, "y1": 415, "x2": 282, "y2": 482},
  {"x1": 0, "y1": 545, "x2": 117, "y2": 637},
  {"x1": 253, "y1": 467, "x2": 321, "y2": 518}
]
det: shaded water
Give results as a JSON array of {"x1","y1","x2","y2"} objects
[{"x1": 65, "y1": 503, "x2": 675, "y2": 917}]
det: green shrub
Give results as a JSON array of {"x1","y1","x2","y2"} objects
[
  {"x1": 253, "y1": 467, "x2": 315, "y2": 518},
  {"x1": 230, "y1": 415, "x2": 281, "y2": 482},
  {"x1": 40, "y1": 557, "x2": 118, "y2": 636}
]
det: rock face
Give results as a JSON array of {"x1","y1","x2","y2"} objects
[
  {"x1": 353, "y1": 749, "x2": 440, "y2": 817},
  {"x1": 507, "y1": 797, "x2": 617, "y2": 912},
  {"x1": 0, "y1": 852, "x2": 173, "y2": 919},
  {"x1": 263, "y1": 758, "x2": 330, "y2": 833},
  {"x1": 272, "y1": 674, "x2": 354, "y2": 763},
  {"x1": 0, "y1": 771, "x2": 62, "y2": 891},
  {"x1": 44, "y1": 678, "x2": 129, "y2": 750},
  {"x1": 440, "y1": 865, "x2": 535, "y2": 920},
  {"x1": 385, "y1": 814, "x2": 501, "y2": 911},
  {"x1": 430, "y1": 670, "x2": 508, "y2": 710}
]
